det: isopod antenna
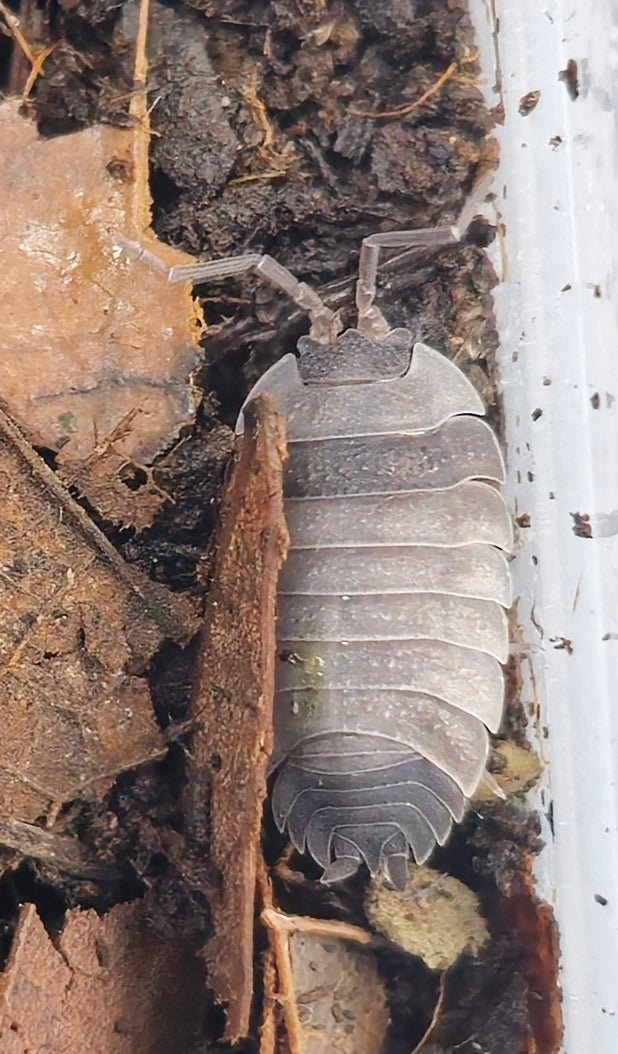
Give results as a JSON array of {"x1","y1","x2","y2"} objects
[
  {"x1": 117, "y1": 172, "x2": 493, "y2": 345},
  {"x1": 355, "y1": 170, "x2": 495, "y2": 339}
]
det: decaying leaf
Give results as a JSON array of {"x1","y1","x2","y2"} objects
[
  {"x1": 187, "y1": 396, "x2": 288, "y2": 1041},
  {"x1": 365, "y1": 865, "x2": 489, "y2": 973},
  {"x1": 262, "y1": 908, "x2": 390, "y2": 1054},
  {"x1": 0, "y1": 897, "x2": 206, "y2": 1052},
  {"x1": 0, "y1": 405, "x2": 197, "y2": 826},
  {"x1": 0, "y1": 96, "x2": 204, "y2": 527}
]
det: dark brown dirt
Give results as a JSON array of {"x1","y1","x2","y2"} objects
[{"x1": 0, "y1": 1, "x2": 558, "y2": 1052}]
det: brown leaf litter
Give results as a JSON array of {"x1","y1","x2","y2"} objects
[
  {"x1": 0, "y1": 53, "x2": 204, "y2": 527},
  {"x1": 0, "y1": 895, "x2": 205, "y2": 1053},
  {"x1": 0, "y1": 404, "x2": 197, "y2": 830}
]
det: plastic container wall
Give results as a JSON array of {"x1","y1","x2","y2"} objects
[{"x1": 471, "y1": 1, "x2": 618, "y2": 1050}]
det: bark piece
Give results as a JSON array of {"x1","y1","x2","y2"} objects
[
  {"x1": 0, "y1": 818, "x2": 121, "y2": 880},
  {"x1": 0, "y1": 406, "x2": 197, "y2": 825},
  {"x1": 0, "y1": 98, "x2": 204, "y2": 527},
  {"x1": 0, "y1": 898, "x2": 205, "y2": 1053},
  {"x1": 188, "y1": 397, "x2": 288, "y2": 1041}
]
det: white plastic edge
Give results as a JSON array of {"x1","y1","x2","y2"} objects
[{"x1": 470, "y1": 1, "x2": 618, "y2": 1050}]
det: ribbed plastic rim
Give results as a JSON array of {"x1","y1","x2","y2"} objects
[{"x1": 470, "y1": 1, "x2": 618, "y2": 1049}]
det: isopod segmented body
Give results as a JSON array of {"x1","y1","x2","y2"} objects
[
  {"x1": 146, "y1": 175, "x2": 511, "y2": 889},
  {"x1": 237, "y1": 322, "x2": 513, "y2": 889}
]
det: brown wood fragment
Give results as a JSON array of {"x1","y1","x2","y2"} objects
[
  {"x1": 0, "y1": 818, "x2": 121, "y2": 880},
  {"x1": 0, "y1": 897, "x2": 206, "y2": 1052},
  {"x1": 0, "y1": 406, "x2": 197, "y2": 826},
  {"x1": 187, "y1": 396, "x2": 288, "y2": 1041}
]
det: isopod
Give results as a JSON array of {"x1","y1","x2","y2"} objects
[
  {"x1": 127, "y1": 177, "x2": 512, "y2": 889},
  {"x1": 249, "y1": 331, "x2": 512, "y2": 890}
]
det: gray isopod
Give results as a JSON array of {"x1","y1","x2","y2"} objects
[
  {"x1": 129, "y1": 176, "x2": 512, "y2": 889},
  {"x1": 242, "y1": 332, "x2": 511, "y2": 890}
]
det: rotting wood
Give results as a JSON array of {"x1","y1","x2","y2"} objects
[
  {"x1": 0, "y1": 818, "x2": 121, "y2": 881},
  {"x1": 186, "y1": 396, "x2": 288, "y2": 1041}
]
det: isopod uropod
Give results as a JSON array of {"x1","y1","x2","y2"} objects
[{"x1": 126, "y1": 178, "x2": 512, "y2": 889}]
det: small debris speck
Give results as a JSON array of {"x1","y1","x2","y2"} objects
[
  {"x1": 594, "y1": 893, "x2": 608, "y2": 906},
  {"x1": 531, "y1": 408, "x2": 543, "y2": 421},
  {"x1": 570, "y1": 512, "x2": 592, "y2": 539},
  {"x1": 516, "y1": 513, "x2": 531, "y2": 528},
  {"x1": 559, "y1": 59, "x2": 579, "y2": 100},
  {"x1": 519, "y1": 90, "x2": 541, "y2": 116},
  {"x1": 549, "y1": 636, "x2": 573, "y2": 655},
  {"x1": 590, "y1": 392, "x2": 601, "y2": 409}
]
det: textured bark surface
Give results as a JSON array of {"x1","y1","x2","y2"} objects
[{"x1": 187, "y1": 398, "x2": 288, "y2": 1040}]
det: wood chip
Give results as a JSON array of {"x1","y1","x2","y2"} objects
[
  {"x1": 261, "y1": 906, "x2": 390, "y2": 1054},
  {"x1": 187, "y1": 396, "x2": 288, "y2": 1041}
]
